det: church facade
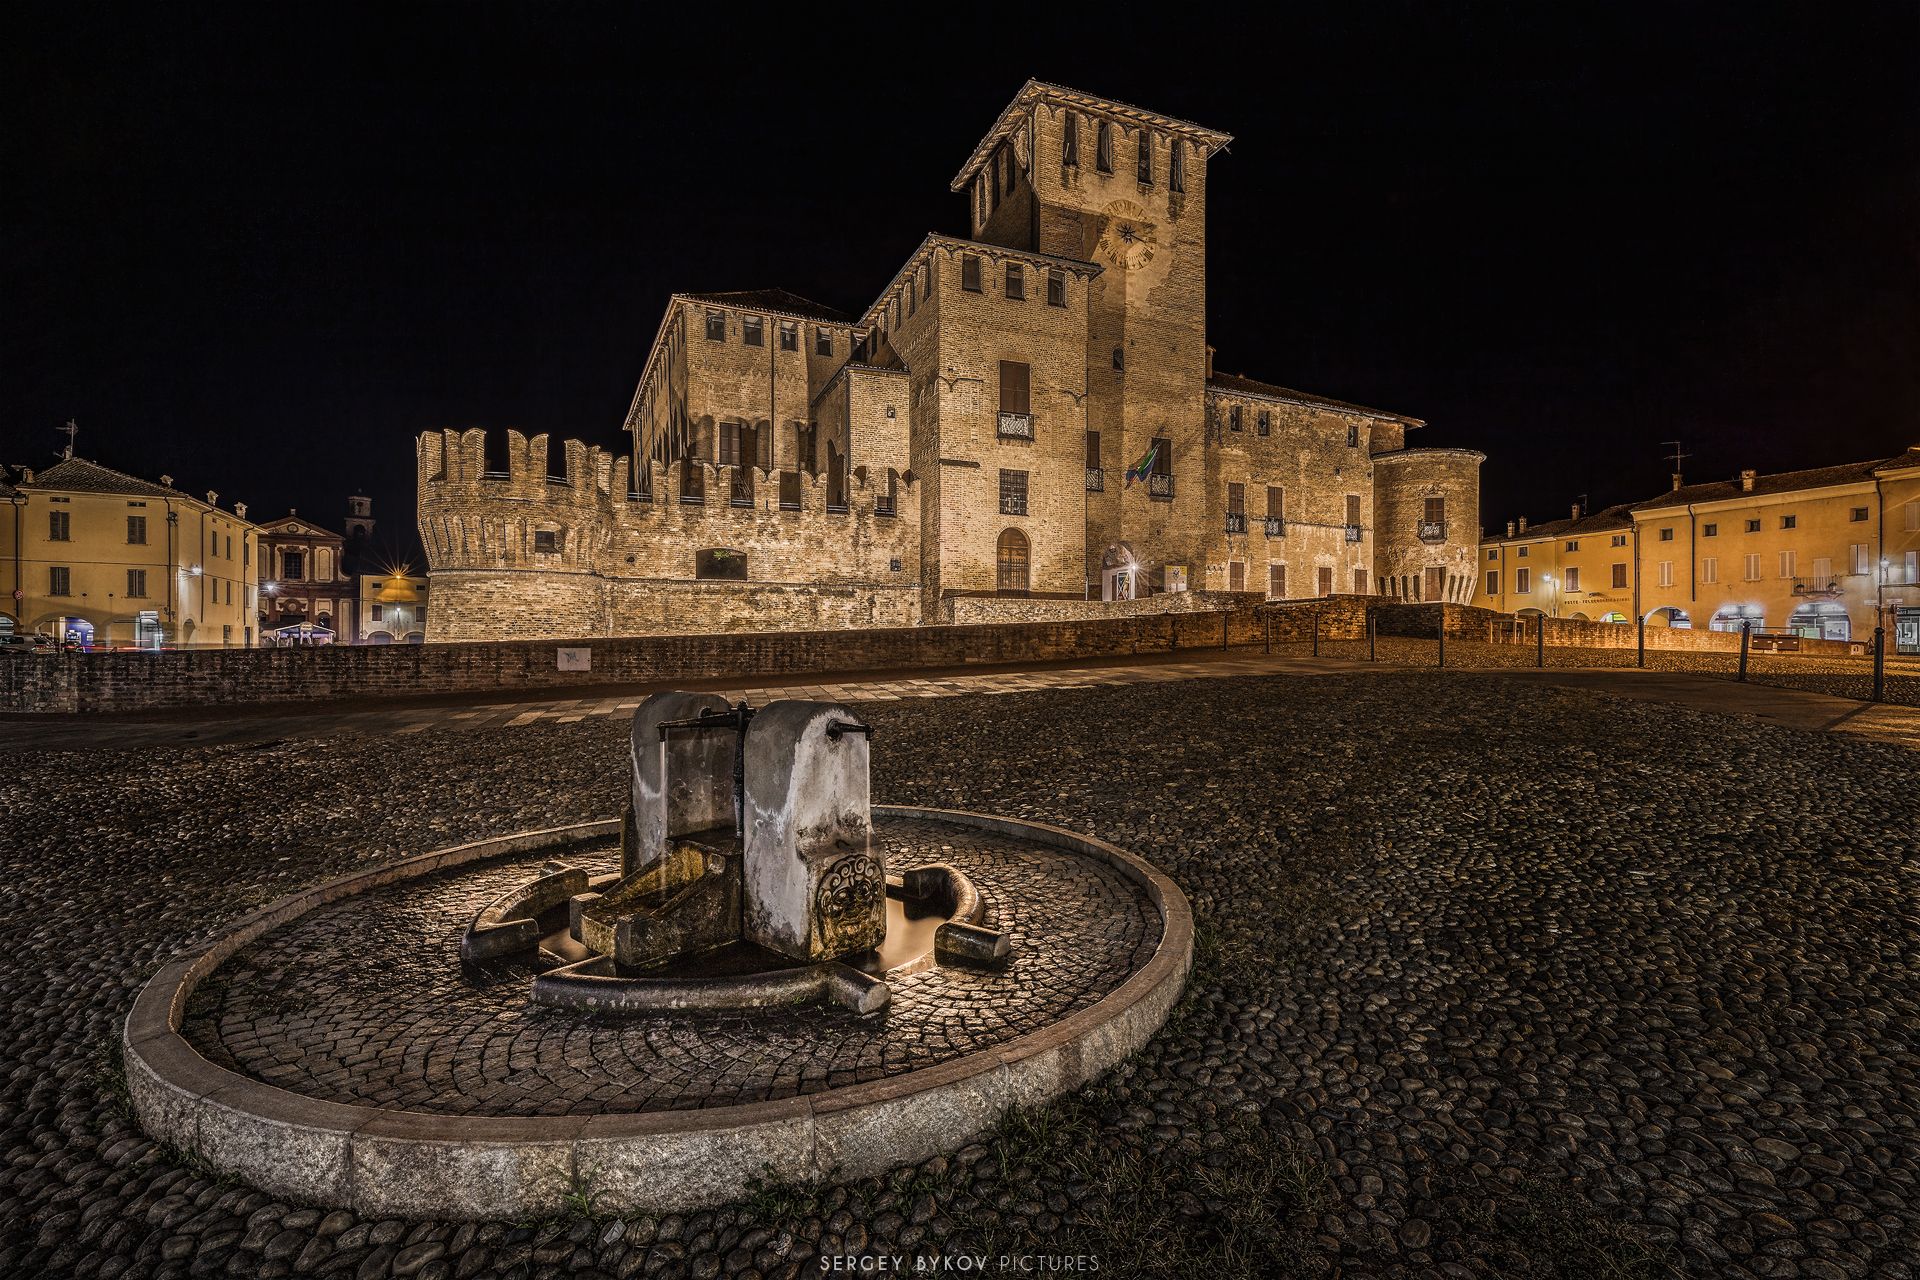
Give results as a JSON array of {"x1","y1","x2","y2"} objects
[{"x1": 418, "y1": 82, "x2": 1483, "y2": 641}]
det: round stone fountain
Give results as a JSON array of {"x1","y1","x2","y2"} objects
[{"x1": 124, "y1": 694, "x2": 1191, "y2": 1219}]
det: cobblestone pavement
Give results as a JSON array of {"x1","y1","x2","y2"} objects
[
  {"x1": 4, "y1": 671, "x2": 1919, "y2": 1277},
  {"x1": 182, "y1": 819, "x2": 1158, "y2": 1116}
]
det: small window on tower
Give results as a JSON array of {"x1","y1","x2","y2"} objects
[
  {"x1": 1112, "y1": 346, "x2": 1124, "y2": 372},
  {"x1": 779, "y1": 322, "x2": 798, "y2": 351},
  {"x1": 1062, "y1": 111, "x2": 1079, "y2": 167},
  {"x1": 742, "y1": 315, "x2": 764, "y2": 347},
  {"x1": 1257, "y1": 411, "x2": 1270, "y2": 436},
  {"x1": 962, "y1": 255, "x2": 982, "y2": 292},
  {"x1": 1096, "y1": 120, "x2": 1113, "y2": 173},
  {"x1": 1005, "y1": 264, "x2": 1024, "y2": 300},
  {"x1": 705, "y1": 311, "x2": 725, "y2": 342},
  {"x1": 815, "y1": 329, "x2": 833, "y2": 357},
  {"x1": 1047, "y1": 269, "x2": 1065, "y2": 307},
  {"x1": 1170, "y1": 141, "x2": 1185, "y2": 193},
  {"x1": 1228, "y1": 405, "x2": 1242, "y2": 432},
  {"x1": 1137, "y1": 132, "x2": 1152, "y2": 185}
]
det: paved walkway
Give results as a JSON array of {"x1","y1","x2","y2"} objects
[{"x1": 5, "y1": 647, "x2": 1919, "y2": 753}]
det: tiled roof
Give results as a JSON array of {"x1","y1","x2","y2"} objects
[
  {"x1": 17, "y1": 457, "x2": 188, "y2": 499},
  {"x1": 1206, "y1": 372, "x2": 1424, "y2": 426},
  {"x1": 680, "y1": 289, "x2": 852, "y2": 324},
  {"x1": 1486, "y1": 502, "x2": 1636, "y2": 542},
  {"x1": 1631, "y1": 458, "x2": 1897, "y2": 511}
]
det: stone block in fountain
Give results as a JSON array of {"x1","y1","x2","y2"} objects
[{"x1": 743, "y1": 701, "x2": 885, "y2": 963}]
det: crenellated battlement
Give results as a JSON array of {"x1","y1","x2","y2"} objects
[{"x1": 417, "y1": 429, "x2": 923, "y2": 640}]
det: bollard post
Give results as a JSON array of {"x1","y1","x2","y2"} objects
[
  {"x1": 1536, "y1": 619, "x2": 1545, "y2": 668},
  {"x1": 1637, "y1": 614, "x2": 1646, "y2": 669},
  {"x1": 1368, "y1": 612, "x2": 1376, "y2": 662},
  {"x1": 1738, "y1": 619, "x2": 1751, "y2": 682},
  {"x1": 1873, "y1": 626, "x2": 1886, "y2": 703},
  {"x1": 1311, "y1": 611, "x2": 1320, "y2": 657},
  {"x1": 1223, "y1": 610, "x2": 1230, "y2": 652},
  {"x1": 1437, "y1": 613, "x2": 1446, "y2": 668},
  {"x1": 1264, "y1": 610, "x2": 1271, "y2": 655}
]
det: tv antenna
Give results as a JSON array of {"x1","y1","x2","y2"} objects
[
  {"x1": 1662, "y1": 439, "x2": 1689, "y2": 480},
  {"x1": 58, "y1": 419, "x2": 78, "y2": 460}
]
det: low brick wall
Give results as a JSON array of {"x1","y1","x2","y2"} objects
[
  {"x1": 1371, "y1": 602, "x2": 1864, "y2": 657},
  {"x1": 0, "y1": 597, "x2": 1864, "y2": 715},
  {"x1": 940, "y1": 590, "x2": 1261, "y2": 626}
]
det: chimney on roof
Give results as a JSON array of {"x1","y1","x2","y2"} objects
[
  {"x1": 1518, "y1": 516, "x2": 1528, "y2": 534},
  {"x1": 1506, "y1": 520, "x2": 1516, "y2": 538},
  {"x1": 1671, "y1": 473, "x2": 1683, "y2": 491},
  {"x1": 161, "y1": 475, "x2": 173, "y2": 487},
  {"x1": 1739, "y1": 469, "x2": 1756, "y2": 492},
  {"x1": 1571, "y1": 501, "x2": 1582, "y2": 520},
  {"x1": 206, "y1": 490, "x2": 217, "y2": 506},
  {"x1": 235, "y1": 502, "x2": 247, "y2": 519}
]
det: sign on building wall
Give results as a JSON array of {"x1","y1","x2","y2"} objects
[
  {"x1": 1896, "y1": 606, "x2": 1920, "y2": 657},
  {"x1": 557, "y1": 647, "x2": 591, "y2": 672}
]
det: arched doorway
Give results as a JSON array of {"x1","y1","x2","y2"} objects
[
  {"x1": 1645, "y1": 606, "x2": 1692, "y2": 629},
  {"x1": 364, "y1": 630, "x2": 394, "y2": 645},
  {"x1": 996, "y1": 528, "x2": 1030, "y2": 595},
  {"x1": 1789, "y1": 601, "x2": 1849, "y2": 641}
]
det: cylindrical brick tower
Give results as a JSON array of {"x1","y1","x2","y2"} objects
[{"x1": 1371, "y1": 447, "x2": 1485, "y2": 604}]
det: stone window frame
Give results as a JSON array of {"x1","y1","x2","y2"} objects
[
  {"x1": 1005, "y1": 263, "x2": 1025, "y2": 301},
  {"x1": 533, "y1": 529, "x2": 562, "y2": 554},
  {"x1": 815, "y1": 328, "x2": 833, "y2": 358},
  {"x1": 741, "y1": 315, "x2": 764, "y2": 347},
  {"x1": 779, "y1": 322, "x2": 799, "y2": 352},
  {"x1": 1095, "y1": 120, "x2": 1114, "y2": 173},
  {"x1": 1257, "y1": 410, "x2": 1270, "y2": 436},
  {"x1": 1062, "y1": 110, "x2": 1079, "y2": 167},
  {"x1": 1702, "y1": 523, "x2": 1717, "y2": 537},
  {"x1": 1046, "y1": 269, "x2": 1065, "y2": 307},
  {"x1": 1658, "y1": 527, "x2": 1675, "y2": 542},
  {"x1": 1170, "y1": 139, "x2": 1185, "y2": 193},
  {"x1": 1849, "y1": 506, "x2": 1870, "y2": 522},
  {"x1": 961, "y1": 255, "x2": 983, "y2": 293},
  {"x1": 127, "y1": 514, "x2": 147, "y2": 545},
  {"x1": 1780, "y1": 514, "x2": 1797, "y2": 530},
  {"x1": 704, "y1": 310, "x2": 726, "y2": 342},
  {"x1": 1228, "y1": 405, "x2": 1242, "y2": 433},
  {"x1": 1136, "y1": 131, "x2": 1153, "y2": 186}
]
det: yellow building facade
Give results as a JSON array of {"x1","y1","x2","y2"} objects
[
  {"x1": 0, "y1": 457, "x2": 260, "y2": 649},
  {"x1": 1479, "y1": 503, "x2": 1636, "y2": 622},
  {"x1": 1483, "y1": 446, "x2": 1920, "y2": 643}
]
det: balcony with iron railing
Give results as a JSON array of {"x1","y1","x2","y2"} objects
[
  {"x1": 1790, "y1": 575, "x2": 1845, "y2": 599},
  {"x1": 1344, "y1": 524, "x2": 1364, "y2": 543},
  {"x1": 1264, "y1": 516, "x2": 1286, "y2": 538},
  {"x1": 997, "y1": 411, "x2": 1034, "y2": 440},
  {"x1": 1225, "y1": 511, "x2": 1247, "y2": 534},
  {"x1": 1418, "y1": 520, "x2": 1447, "y2": 543},
  {"x1": 1085, "y1": 467, "x2": 1104, "y2": 492},
  {"x1": 1148, "y1": 473, "x2": 1174, "y2": 499}
]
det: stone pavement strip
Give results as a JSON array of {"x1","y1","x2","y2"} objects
[{"x1": 4, "y1": 647, "x2": 1919, "y2": 753}]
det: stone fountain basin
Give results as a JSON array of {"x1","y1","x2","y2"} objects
[{"x1": 123, "y1": 807, "x2": 1190, "y2": 1219}]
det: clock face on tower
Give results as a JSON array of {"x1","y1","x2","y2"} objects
[{"x1": 1093, "y1": 198, "x2": 1159, "y2": 274}]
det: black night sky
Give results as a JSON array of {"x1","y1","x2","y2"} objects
[{"x1": 6, "y1": 5, "x2": 1916, "y2": 564}]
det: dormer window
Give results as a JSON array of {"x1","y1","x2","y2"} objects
[{"x1": 1096, "y1": 120, "x2": 1113, "y2": 173}]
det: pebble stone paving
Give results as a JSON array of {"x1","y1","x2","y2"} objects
[
  {"x1": 180, "y1": 819, "x2": 1159, "y2": 1115},
  {"x1": 3, "y1": 669, "x2": 1919, "y2": 1277}
]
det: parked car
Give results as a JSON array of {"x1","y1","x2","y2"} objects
[{"x1": 0, "y1": 634, "x2": 59, "y2": 655}]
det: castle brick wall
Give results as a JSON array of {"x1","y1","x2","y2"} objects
[
  {"x1": 418, "y1": 428, "x2": 920, "y2": 642},
  {"x1": 1372, "y1": 448, "x2": 1485, "y2": 604}
]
